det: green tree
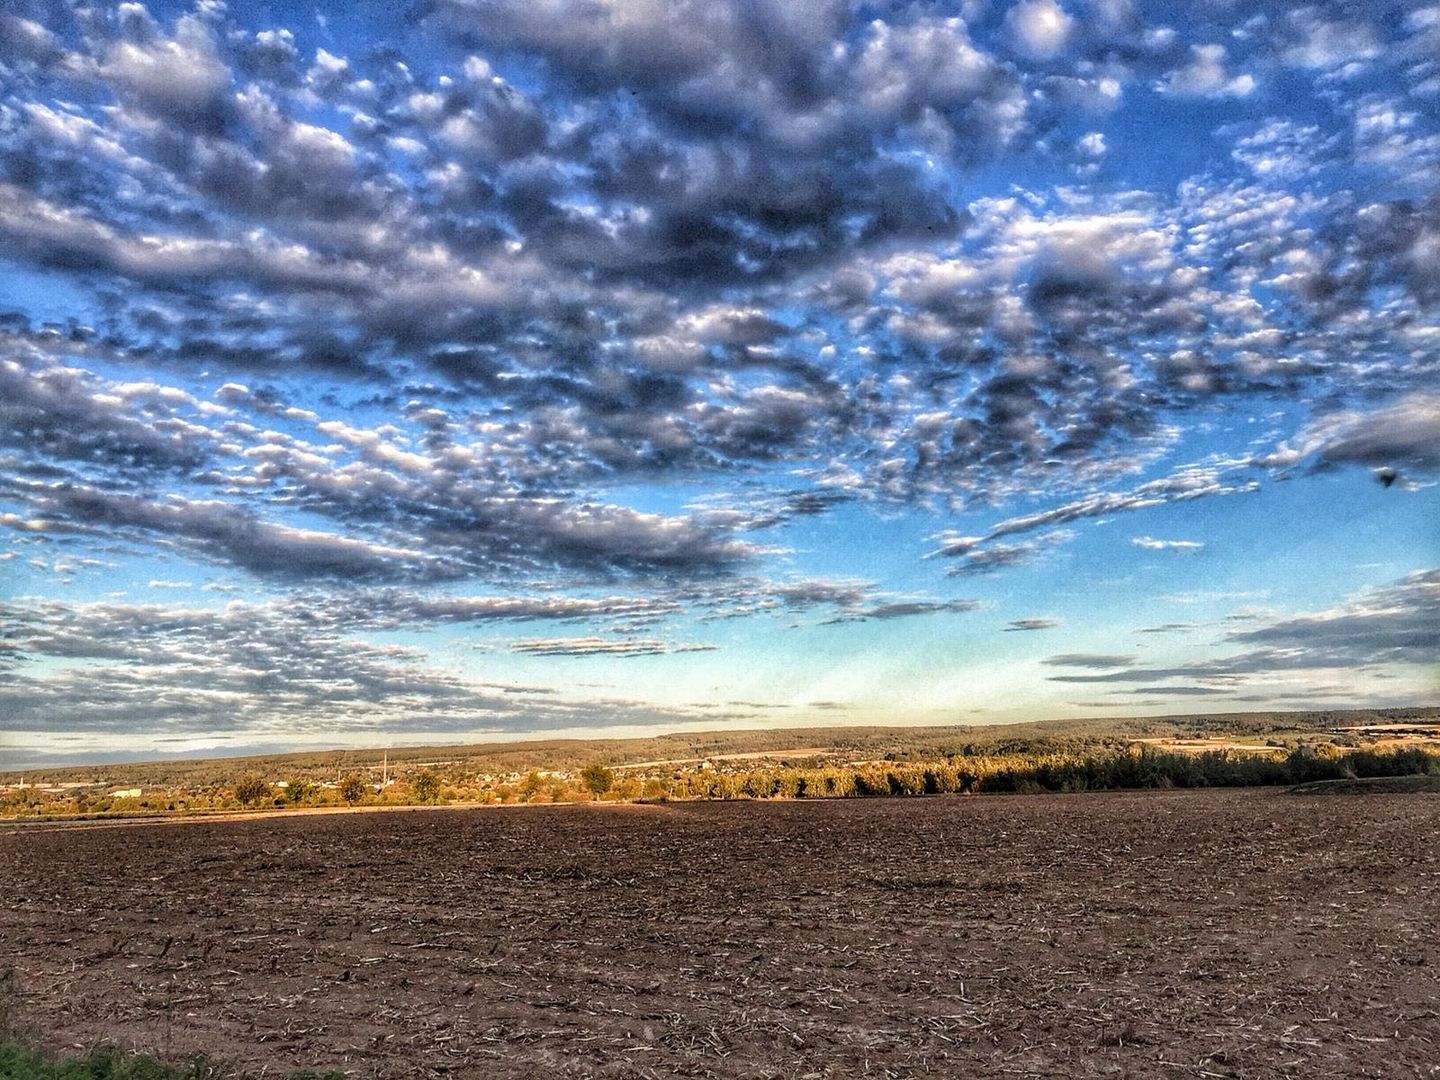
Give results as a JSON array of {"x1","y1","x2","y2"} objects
[
  {"x1": 339, "y1": 773, "x2": 368, "y2": 806},
  {"x1": 580, "y1": 762, "x2": 614, "y2": 797},
  {"x1": 411, "y1": 770, "x2": 441, "y2": 804},
  {"x1": 234, "y1": 773, "x2": 272, "y2": 805},
  {"x1": 284, "y1": 777, "x2": 313, "y2": 804}
]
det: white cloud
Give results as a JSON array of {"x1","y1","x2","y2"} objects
[
  {"x1": 1157, "y1": 45, "x2": 1254, "y2": 97},
  {"x1": 1132, "y1": 536, "x2": 1204, "y2": 551},
  {"x1": 1006, "y1": 0, "x2": 1074, "y2": 58}
]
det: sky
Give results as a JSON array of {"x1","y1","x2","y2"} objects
[{"x1": 0, "y1": 0, "x2": 1437, "y2": 768}]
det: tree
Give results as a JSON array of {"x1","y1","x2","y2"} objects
[
  {"x1": 339, "y1": 773, "x2": 368, "y2": 806},
  {"x1": 411, "y1": 770, "x2": 441, "y2": 804},
  {"x1": 519, "y1": 770, "x2": 544, "y2": 801},
  {"x1": 234, "y1": 773, "x2": 271, "y2": 805},
  {"x1": 580, "y1": 762, "x2": 614, "y2": 797},
  {"x1": 285, "y1": 777, "x2": 313, "y2": 804}
]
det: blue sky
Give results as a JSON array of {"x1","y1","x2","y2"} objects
[{"x1": 0, "y1": 0, "x2": 1436, "y2": 766}]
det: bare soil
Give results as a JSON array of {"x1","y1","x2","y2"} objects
[{"x1": 2, "y1": 789, "x2": 1438, "y2": 1079}]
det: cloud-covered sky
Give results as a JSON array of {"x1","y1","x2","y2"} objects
[{"x1": 1, "y1": 0, "x2": 1436, "y2": 765}]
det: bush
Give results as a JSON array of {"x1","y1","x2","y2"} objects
[
  {"x1": 338, "y1": 773, "x2": 368, "y2": 806},
  {"x1": 411, "y1": 770, "x2": 441, "y2": 804},
  {"x1": 233, "y1": 774, "x2": 271, "y2": 806},
  {"x1": 0, "y1": 788, "x2": 46, "y2": 816}
]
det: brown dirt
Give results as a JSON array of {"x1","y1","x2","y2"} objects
[{"x1": 2, "y1": 789, "x2": 1438, "y2": 1079}]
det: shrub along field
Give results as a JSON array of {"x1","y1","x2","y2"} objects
[
  {"x1": 7, "y1": 707, "x2": 1438, "y2": 805},
  {"x1": 4, "y1": 737, "x2": 1438, "y2": 819}
]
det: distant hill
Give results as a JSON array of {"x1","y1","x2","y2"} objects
[{"x1": 10, "y1": 706, "x2": 1438, "y2": 788}]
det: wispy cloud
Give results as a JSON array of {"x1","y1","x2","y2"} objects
[
  {"x1": 1132, "y1": 536, "x2": 1204, "y2": 552},
  {"x1": 1005, "y1": 618, "x2": 1063, "y2": 632},
  {"x1": 509, "y1": 637, "x2": 718, "y2": 659}
]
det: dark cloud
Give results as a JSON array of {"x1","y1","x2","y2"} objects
[
  {"x1": 1224, "y1": 570, "x2": 1438, "y2": 663},
  {"x1": 1114, "y1": 685, "x2": 1233, "y2": 696},
  {"x1": 509, "y1": 636, "x2": 716, "y2": 658},
  {"x1": 0, "y1": 357, "x2": 773, "y2": 581},
  {"x1": 0, "y1": 594, "x2": 710, "y2": 738},
  {"x1": 1261, "y1": 393, "x2": 1440, "y2": 483},
  {"x1": 1049, "y1": 571, "x2": 1439, "y2": 686},
  {"x1": 1005, "y1": 617, "x2": 1062, "y2": 631},
  {"x1": 1042, "y1": 653, "x2": 1138, "y2": 668},
  {"x1": 0, "y1": 0, "x2": 1433, "y2": 536},
  {"x1": 848, "y1": 599, "x2": 981, "y2": 620},
  {"x1": 4, "y1": 481, "x2": 454, "y2": 583},
  {"x1": 0, "y1": 352, "x2": 216, "y2": 474},
  {"x1": 939, "y1": 530, "x2": 1074, "y2": 576},
  {"x1": 393, "y1": 594, "x2": 679, "y2": 624}
]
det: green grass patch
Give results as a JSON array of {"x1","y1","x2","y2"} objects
[
  {"x1": 1288, "y1": 774, "x2": 1440, "y2": 795},
  {"x1": 0, "y1": 1044, "x2": 342, "y2": 1080}
]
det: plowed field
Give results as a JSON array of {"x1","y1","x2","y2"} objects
[{"x1": 3, "y1": 789, "x2": 1438, "y2": 1078}]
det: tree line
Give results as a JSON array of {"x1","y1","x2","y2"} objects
[{"x1": 5, "y1": 744, "x2": 1437, "y2": 818}]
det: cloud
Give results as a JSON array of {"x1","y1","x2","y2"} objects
[
  {"x1": 4, "y1": 482, "x2": 452, "y2": 583},
  {"x1": 390, "y1": 594, "x2": 679, "y2": 624},
  {"x1": 1113, "y1": 685, "x2": 1233, "y2": 696},
  {"x1": 1042, "y1": 653, "x2": 1138, "y2": 668},
  {"x1": 99, "y1": 11, "x2": 233, "y2": 130},
  {"x1": 1159, "y1": 590, "x2": 1267, "y2": 605},
  {"x1": 0, "y1": 0, "x2": 1429, "y2": 569},
  {"x1": 0, "y1": 352, "x2": 771, "y2": 581},
  {"x1": 862, "y1": 600, "x2": 980, "y2": 619},
  {"x1": 1048, "y1": 571, "x2": 1439, "y2": 687},
  {"x1": 943, "y1": 532, "x2": 1073, "y2": 576},
  {"x1": 986, "y1": 466, "x2": 1253, "y2": 542},
  {"x1": 685, "y1": 577, "x2": 984, "y2": 626},
  {"x1": 1278, "y1": 9, "x2": 1381, "y2": 70},
  {"x1": 1076, "y1": 132, "x2": 1106, "y2": 159},
  {"x1": 1132, "y1": 536, "x2": 1204, "y2": 551},
  {"x1": 1005, "y1": 617, "x2": 1062, "y2": 631},
  {"x1": 0, "y1": 594, "x2": 712, "y2": 738},
  {"x1": 1156, "y1": 45, "x2": 1254, "y2": 98},
  {"x1": 1261, "y1": 393, "x2": 1440, "y2": 483},
  {"x1": 509, "y1": 636, "x2": 716, "y2": 658},
  {"x1": 927, "y1": 460, "x2": 1253, "y2": 575},
  {"x1": 1007, "y1": 0, "x2": 1075, "y2": 59},
  {"x1": 1224, "y1": 570, "x2": 1438, "y2": 664},
  {"x1": 828, "y1": 599, "x2": 981, "y2": 623},
  {"x1": 0, "y1": 590, "x2": 879, "y2": 765},
  {"x1": 0, "y1": 353, "x2": 217, "y2": 474}
]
